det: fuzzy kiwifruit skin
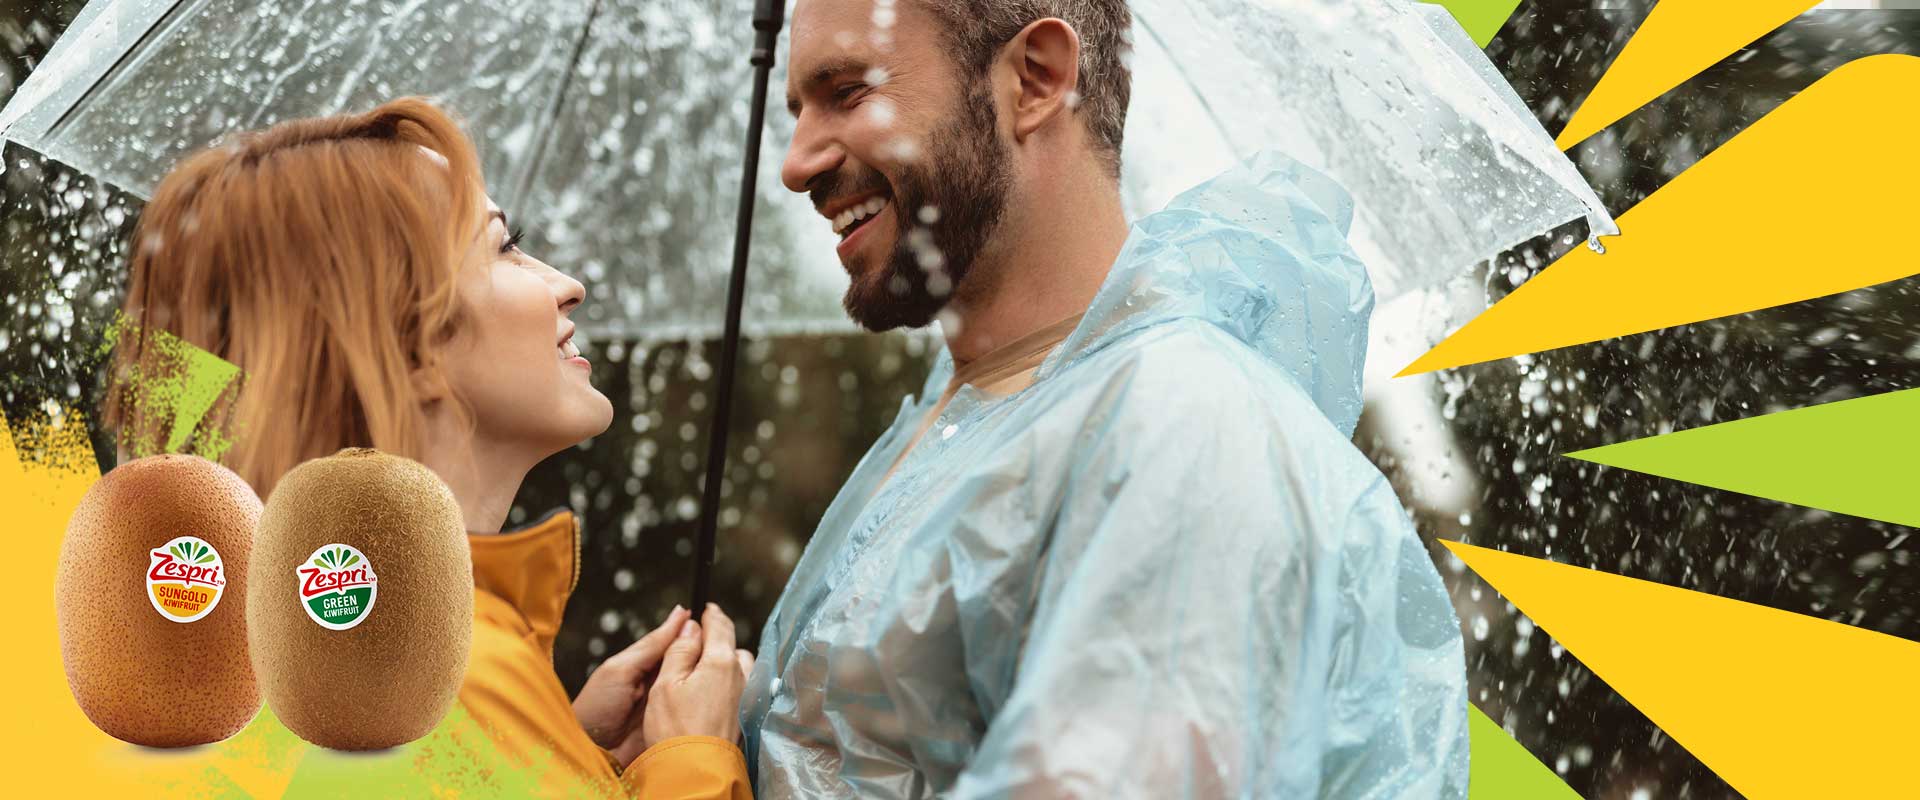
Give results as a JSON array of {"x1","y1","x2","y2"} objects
[
  {"x1": 248, "y1": 448, "x2": 472, "y2": 750},
  {"x1": 56, "y1": 453, "x2": 263, "y2": 747}
]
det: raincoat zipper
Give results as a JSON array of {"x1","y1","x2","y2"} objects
[{"x1": 568, "y1": 509, "x2": 582, "y2": 595}]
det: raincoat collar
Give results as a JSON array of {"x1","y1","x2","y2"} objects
[
  {"x1": 1031, "y1": 150, "x2": 1376, "y2": 436},
  {"x1": 468, "y1": 506, "x2": 581, "y2": 655},
  {"x1": 948, "y1": 312, "x2": 1084, "y2": 391}
]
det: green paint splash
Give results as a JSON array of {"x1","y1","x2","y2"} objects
[
  {"x1": 100, "y1": 313, "x2": 243, "y2": 460},
  {"x1": 164, "y1": 703, "x2": 591, "y2": 799}
]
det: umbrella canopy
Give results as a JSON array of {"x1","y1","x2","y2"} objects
[
  {"x1": 0, "y1": 0, "x2": 843, "y2": 342},
  {"x1": 1122, "y1": 0, "x2": 1618, "y2": 295},
  {"x1": 2, "y1": 0, "x2": 1611, "y2": 342}
]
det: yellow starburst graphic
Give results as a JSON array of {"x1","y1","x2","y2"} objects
[{"x1": 1412, "y1": 6, "x2": 1920, "y2": 799}]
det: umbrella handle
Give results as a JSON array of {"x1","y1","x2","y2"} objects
[{"x1": 691, "y1": 0, "x2": 786, "y2": 617}]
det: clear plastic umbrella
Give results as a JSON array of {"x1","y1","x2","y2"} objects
[
  {"x1": 2, "y1": 0, "x2": 1612, "y2": 342},
  {"x1": 0, "y1": 0, "x2": 842, "y2": 341},
  {"x1": 1122, "y1": 0, "x2": 1619, "y2": 296}
]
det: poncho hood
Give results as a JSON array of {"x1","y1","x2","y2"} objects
[{"x1": 1041, "y1": 151, "x2": 1375, "y2": 436}]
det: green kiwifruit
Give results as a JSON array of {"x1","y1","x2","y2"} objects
[{"x1": 247, "y1": 448, "x2": 472, "y2": 750}]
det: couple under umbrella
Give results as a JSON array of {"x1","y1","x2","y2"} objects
[{"x1": 7, "y1": 0, "x2": 1615, "y2": 796}]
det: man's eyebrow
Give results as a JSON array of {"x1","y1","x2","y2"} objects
[{"x1": 786, "y1": 57, "x2": 868, "y2": 116}]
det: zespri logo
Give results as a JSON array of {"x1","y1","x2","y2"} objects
[
  {"x1": 296, "y1": 544, "x2": 378, "y2": 631},
  {"x1": 147, "y1": 536, "x2": 226, "y2": 623}
]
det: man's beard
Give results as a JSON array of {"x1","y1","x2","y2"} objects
[{"x1": 840, "y1": 85, "x2": 1011, "y2": 332}]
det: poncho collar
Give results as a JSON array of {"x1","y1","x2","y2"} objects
[{"x1": 916, "y1": 152, "x2": 1376, "y2": 437}]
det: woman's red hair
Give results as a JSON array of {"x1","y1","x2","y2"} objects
[{"x1": 104, "y1": 97, "x2": 485, "y2": 496}]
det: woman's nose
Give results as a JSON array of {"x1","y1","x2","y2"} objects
[{"x1": 549, "y1": 265, "x2": 586, "y2": 314}]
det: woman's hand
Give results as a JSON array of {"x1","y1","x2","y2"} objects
[
  {"x1": 572, "y1": 605, "x2": 691, "y2": 765},
  {"x1": 641, "y1": 603, "x2": 755, "y2": 750}
]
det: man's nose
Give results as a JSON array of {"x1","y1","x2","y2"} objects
[{"x1": 782, "y1": 115, "x2": 843, "y2": 195}]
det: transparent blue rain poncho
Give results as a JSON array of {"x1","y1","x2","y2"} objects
[{"x1": 741, "y1": 152, "x2": 1469, "y2": 799}]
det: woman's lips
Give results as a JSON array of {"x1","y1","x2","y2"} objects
[{"x1": 559, "y1": 334, "x2": 589, "y2": 369}]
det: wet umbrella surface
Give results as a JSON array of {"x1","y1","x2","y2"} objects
[{"x1": 3, "y1": 0, "x2": 1608, "y2": 338}]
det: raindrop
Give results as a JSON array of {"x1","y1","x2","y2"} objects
[
  {"x1": 883, "y1": 136, "x2": 920, "y2": 162},
  {"x1": 1853, "y1": 551, "x2": 1887, "y2": 573}
]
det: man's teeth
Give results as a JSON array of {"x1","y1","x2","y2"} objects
[
  {"x1": 833, "y1": 196, "x2": 889, "y2": 236},
  {"x1": 560, "y1": 340, "x2": 580, "y2": 359}
]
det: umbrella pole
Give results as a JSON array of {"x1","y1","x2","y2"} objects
[{"x1": 692, "y1": 0, "x2": 786, "y2": 615}]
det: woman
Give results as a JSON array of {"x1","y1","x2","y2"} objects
[{"x1": 103, "y1": 97, "x2": 752, "y2": 799}]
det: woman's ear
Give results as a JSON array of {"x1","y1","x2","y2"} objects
[
  {"x1": 410, "y1": 359, "x2": 451, "y2": 406},
  {"x1": 1005, "y1": 18, "x2": 1082, "y2": 142}
]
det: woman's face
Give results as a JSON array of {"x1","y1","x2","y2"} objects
[{"x1": 434, "y1": 195, "x2": 614, "y2": 456}]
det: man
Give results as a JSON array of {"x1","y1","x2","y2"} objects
[{"x1": 740, "y1": 0, "x2": 1469, "y2": 796}]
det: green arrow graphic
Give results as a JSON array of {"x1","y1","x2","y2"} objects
[
  {"x1": 1425, "y1": 0, "x2": 1526, "y2": 47},
  {"x1": 1567, "y1": 387, "x2": 1920, "y2": 527}
]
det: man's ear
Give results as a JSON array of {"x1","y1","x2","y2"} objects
[{"x1": 1004, "y1": 18, "x2": 1082, "y2": 142}]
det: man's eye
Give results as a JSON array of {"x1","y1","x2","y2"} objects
[{"x1": 833, "y1": 83, "x2": 866, "y2": 104}]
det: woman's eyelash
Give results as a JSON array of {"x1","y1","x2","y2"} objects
[{"x1": 501, "y1": 227, "x2": 525, "y2": 253}]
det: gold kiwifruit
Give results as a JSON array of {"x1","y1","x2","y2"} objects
[
  {"x1": 247, "y1": 447, "x2": 472, "y2": 750},
  {"x1": 56, "y1": 453, "x2": 262, "y2": 747}
]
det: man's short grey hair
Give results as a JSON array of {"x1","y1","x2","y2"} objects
[{"x1": 917, "y1": 0, "x2": 1133, "y2": 179}]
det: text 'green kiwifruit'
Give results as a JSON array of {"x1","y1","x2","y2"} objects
[{"x1": 247, "y1": 448, "x2": 472, "y2": 750}]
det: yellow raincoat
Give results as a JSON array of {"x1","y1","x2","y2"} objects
[{"x1": 462, "y1": 507, "x2": 752, "y2": 798}]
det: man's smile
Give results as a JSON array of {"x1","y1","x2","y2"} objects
[
  {"x1": 830, "y1": 194, "x2": 890, "y2": 238},
  {"x1": 820, "y1": 189, "x2": 895, "y2": 264}
]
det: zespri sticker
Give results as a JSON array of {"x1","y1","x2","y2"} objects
[
  {"x1": 297, "y1": 544, "x2": 378, "y2": 631},
  {"x1": 147, "y1": 536, "x2": 226, "y2": 623}
]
